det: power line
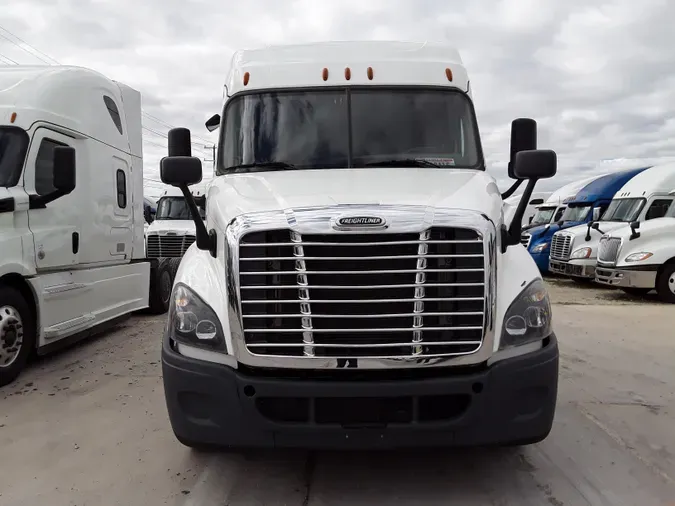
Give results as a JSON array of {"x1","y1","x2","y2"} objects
[
  {"x1": 0, "y1": 52, "x2": 18, "y2": 65},
  {"x1": 0, "y1": 26, "x2": 59, "y2": 64}
]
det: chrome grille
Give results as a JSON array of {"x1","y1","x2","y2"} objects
[
  {"x1": 521, "y1": 233, "x2": 532, "y2": 248},
  {"x1": 146, "y1": 234, "x2": 195, "y2": 258},
  {"x1": 598, "y1": 237, "x2": 621, "y2": 265},
  {"x1": 238, "y1": 227, "x2": 486, "y2": 359},
  {"x1": 550, "y1": 233, "x2": 573, "y2": 260}
]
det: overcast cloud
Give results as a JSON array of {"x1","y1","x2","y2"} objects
[{"x1": 2, "y1": 0, "x2": 675, "y2": 199}]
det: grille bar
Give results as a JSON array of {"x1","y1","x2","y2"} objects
[
  {"x1": 238, "y1": 227, "x2": 486, "y2": 359},
  {"x1": 598, "y1": 237, "x2": 622, "y2": 265},
  {"x1": 146, "y1": 234, "x2": 195, "y2": 258},
  {"x1": 246, "y1": 341, "x2": 482, "y2": 348},
  {"x1": 550, "y1": 233, "x2": 572, "y2": 260},
  {"x1": 240, "y1": 239, "x2": 482, "y2": 247}
]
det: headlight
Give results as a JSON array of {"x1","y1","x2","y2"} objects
[
  {"x1": 500, "y1": 279, "x2": 552, "y2": 350},
  {"x1": 531, "y1": 242, "x2": 549, "y2": 253},
  {"x1": 167, "y1": 283, "x2": 226, "y2": 352},
  {"x1": 625, "y1": 252, "x2": 653, "y2": 262},
  {"x1": 571, "y1": 247, "x2": 592, "y2": 259}
]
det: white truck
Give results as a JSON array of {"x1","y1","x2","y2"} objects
[
  {"x1": 550, "y1": 163, "x2": 675, "y2": 282},
  {"x1": 503, "y1": 191, "x2": 551, "y2": 228},
  {"x1": 0, "y1": 65, "x2": 172, "y2": 386},
  {"x1": 145, "y1": 186, "x2": 206, "y2": 259},
  {"x1": 158, "y1": 41, "x2": 560, "y2": 450}
]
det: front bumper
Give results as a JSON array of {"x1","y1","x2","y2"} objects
[
  {"x1": 549, "y1": 258, "x2": 596, "y2": 279},
  {"x1": 595, "y1": 266, "x2": 657, "y2": 288},
  {"x1": 161, "y1": 335, "x2": 559, "y2": 450}
]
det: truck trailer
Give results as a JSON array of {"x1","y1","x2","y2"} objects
[{"x1": 158, "y1": 41, "x2": 559, "y2": 450}]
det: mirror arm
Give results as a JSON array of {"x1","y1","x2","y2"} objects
[
  {"x1": 178, "y1": 184, "x2": 216, "y2": 257},
  {"x1": 505, "y1": 178, "x2": 538, "y2": 248},
  {"x1": 28, "y1": 190, "x2": 66, "y2": 210},
  {"x1": 501, "y1": 178, "x2": 524, "y2": 200}
]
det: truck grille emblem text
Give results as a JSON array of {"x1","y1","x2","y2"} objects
[{"x1": 335, "y1": 216, "x2": 386, "y2": 229}]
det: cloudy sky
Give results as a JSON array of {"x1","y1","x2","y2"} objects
[{"x1": 2, "y1": 0, "x2": 675, "y2": 200}]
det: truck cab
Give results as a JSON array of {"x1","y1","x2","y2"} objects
[
  {"x1": 503, "y1": 191, "x2": 551, "y2": 229},
  {"x1": 157, "y1": 41, "x2": 559, "y2": 450},
  {"x1": 0, "y1": 65, "x2": 164, "y2": 386},
  {"x1": 523, "y1": 167, "x2": 648, "y2": 272},
  {"x1": 145, "y1": 187, "x2": 205, "y2": 259},
  {"x1": 522, "y1": 174, "x2": 606, "y2": 233},
  {"x1": 549, "y1": 163, "x2": 675, "y2": 280},
  {"x1": 595, "y1": 197, "x2": 675, "y2": 302}
]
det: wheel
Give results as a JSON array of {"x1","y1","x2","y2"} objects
[
  {"x1": 655, "y1": 263, "x2": 675, "y2": 303},
  {"x1": 148, "y1": 259, "x2": 175, "y2": 314},
  {"x1": 0, "y1": 285, "x2": 36, "y2": 387},
  {"x1": 620, "y1": 287, "x2": 652, "y2": 297}
]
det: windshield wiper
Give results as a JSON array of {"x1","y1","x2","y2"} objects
[
  {"x1": 224, "y1": 161, "x2": 299, "y2": 173},
  {"x1": 364, "y1": 158, "x2": 440, "y2": 168}
]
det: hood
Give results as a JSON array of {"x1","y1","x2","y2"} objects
[
  {"x1": 608, "y1": 216, "x2": 675, "y2": 240},
  {"x1": 526, "y1": 223, "x2": 561, "y2": 240},
  {"x1": 563, "y1": 221, "x2": 626, "y2": 240},
  {"x1": 146, "y1": 219, "x2": 195, "y2": 235},
  {"x1": 206, "y1": 168, "x2": 503, "y2": 227}
]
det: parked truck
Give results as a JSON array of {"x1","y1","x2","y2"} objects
[
  {"x1": 522, "y1": 167, "x2": 648, "y2": 273},
  {"x1": 0, "y1": 65, "x2": 171, "y2": 386},
  {"x1": 503, "y1": 191, "x2": 551, "y2": 229},
  {"x1": 549, "y1": 163, "x2": 675, "y2": 281},
  {"x1": 158, "y1": 41, "x2": 559, "y2": 450},
  {"x1": 522, "y1": 175, "x2": 606, "y2": 233},
  {"x1": 145, "y1": 186, "x2": 206, "y2": 259}
]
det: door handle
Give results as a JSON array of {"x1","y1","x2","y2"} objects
[{"x1": 72, "y1": 232, "x2": 79, "y2": 254}]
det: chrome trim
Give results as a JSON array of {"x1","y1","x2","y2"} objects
[
  {"x1": 597, "y1": 236, "x2": 623, "y2": 267},
  {"x1": 550, "y1": 232, "x2": 574, "y2": 260},
  {"x1": 520, "y1": 232, "x2": 531, "y2": 249},
  {"x1": 225, "y1": 205, "x2": 497, "y2": 370}
]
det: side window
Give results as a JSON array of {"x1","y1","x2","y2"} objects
[
  {"x1": 35, "y1": 138, "x2": 68, "y2": 196},
  {"x1": 116, "y1": 169, "x2": 127, "y2": 208},
  {"x1": 645, "y1": 199, "x2": 672, "y2": 220},
  {"x1": 104, "y1": 96, "x2": 123, "y2": 135}
]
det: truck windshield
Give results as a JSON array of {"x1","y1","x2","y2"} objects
[
  {"x1": 218, "y1": 87, "x2": 482, "y2": 174},
  {"x1": 0, "y1": 127, "x2": 29, "y2": 188},
  {"x1": 562, "y1": 204, "x2": 591, "y2": 222},
  {"x1": 601, "y1": 198, "x2": 645, "y2": 222},
  {"x1": 530, "y1": 206, "x2": 556, "y2": 225},
  {"x1": 156, "y1": 197, "x2": 205, "y2": 220}
]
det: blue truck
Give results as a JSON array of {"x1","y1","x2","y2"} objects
[{"x1": 521, "y1": 167, "x2": 650, "y2": 272}]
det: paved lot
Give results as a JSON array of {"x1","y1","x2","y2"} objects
[{"x1": 1, "y1": 278, "x2": 674, "y2": 506}]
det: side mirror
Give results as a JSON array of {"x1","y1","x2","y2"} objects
[
  {"x1": 629, "y1": 220, "x2": 641, "y2": 241},
  {"x1": 205, "y1": 114, "x2": 221, "y2": 132},
  {"x1": 53, "y1": 146, "x2": 76, "y2": 194},
  {"x1": 507, "y1": 118, "x2": 537, "y2": 179},
  {"x1": 161, "y1": 127, "x2": 215, "y2": 257},
  {"x1": 592, "y1": 207, "x2": 601, "y2": 222},
  {"x1": 160, "y1": 157, "x2": 203, "y2": 186},
  {"x1": 512, "y1": 150, "x2": 557, "y2": 180},
  {"x1": 591, "y1": 222, "x2": 600, "y2": 230}
]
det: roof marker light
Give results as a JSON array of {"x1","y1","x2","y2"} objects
[
  {"x1": 344, "y1": 67, "x2": 351, "y2": 80},
  {"x1": 367, "y1": 67, "x2": 373, "y2": 80},
  {"x1": 10, "y1": 112, "x2": 17, "y2": 123},
  {"x1": 322, "y1": 68, "x2": 329, "y2": 81},
  {"x1": 445, "y1": 68, "x2": 453, "y2": 82},
  {"x1": 243, "y1": 72, "x2": 250, "y2": 86}
]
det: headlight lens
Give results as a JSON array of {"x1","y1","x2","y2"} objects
[
  {"x1": 625, "y1": 252, "x2": 653, "y2": 262},
  {"x1": 571, "y1": 247, "x2": 592, "y2": 259},
  {"x1": 531, "y1": 242, "x2": 549, "y2": 253},
  {"x1": 167, "y1": 283, "x2": 226, "y2": 352},
  {"x1": 500, "y1": 279, "x2": 552, "y2": 350}
]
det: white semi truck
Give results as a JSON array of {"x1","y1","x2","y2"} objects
[
  {"x1": 158, "y1": 41, "x2": 560, "y2": 450},
  {"x1": 0, "y1": 65, "x2": 173, "y2": 386},
  {"x1": 145, "y1": 186, "x2": 206, "y2": 259},
  {"x1": 503, "y1": 191, "x2": 551, "y2": 229},
  {"x1": 550, "y1": 163, "x2": 675, "y2": 282}
]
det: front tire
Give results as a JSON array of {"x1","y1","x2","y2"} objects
[
  {"x1": 655, "y1": 263, "x2": 675, "y2": 303},
  {"x1": 148, "y1": 259, "x2": 175, "y2": 314},
  {"x1": 0, "y1": 286, "x2": 36, "y2": 388}
]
